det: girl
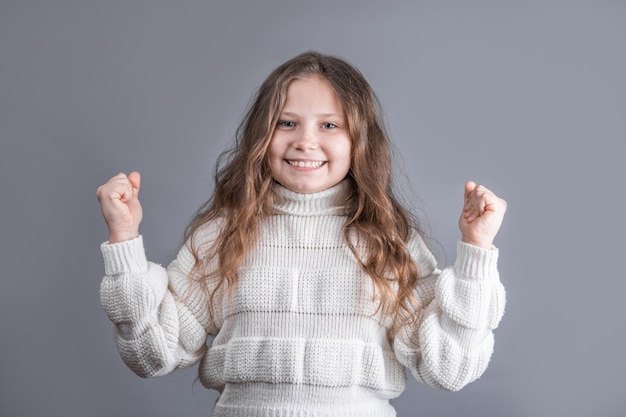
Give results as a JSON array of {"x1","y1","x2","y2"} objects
[{"x1": 97, "y1": 51, "x2": 507, "y2": 417}]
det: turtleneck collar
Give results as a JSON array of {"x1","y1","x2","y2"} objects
[{"x1": 273, "y1": 180, "x2": 352, "y2": 216}]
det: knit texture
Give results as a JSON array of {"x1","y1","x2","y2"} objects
[{"x1": 100, "y1": 181, "x2": 506, "y2": 416}]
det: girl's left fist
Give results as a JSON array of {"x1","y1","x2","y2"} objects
[{"x1": 459, "y1": 181, "x2": 507, "y2": 249}]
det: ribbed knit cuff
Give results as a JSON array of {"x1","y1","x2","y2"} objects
[
  {"x1": 100, "y1": 235, "x2": 148, "y2": 276},
  {"x1": 454, "y1": 240, "x2": 499, "y2": 280}
]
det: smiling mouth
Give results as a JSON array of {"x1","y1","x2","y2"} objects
[{"x1": 286, "y1": 160, "x2": 326, "y2": 168}]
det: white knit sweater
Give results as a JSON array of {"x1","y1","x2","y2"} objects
[{"x1": 100, "y1": 181, "x2": 505, "y2": 417}]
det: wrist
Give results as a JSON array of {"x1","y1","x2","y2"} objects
[
  {"x1": 109, "y1": 230, "x2": 139, "y2": 244},
  {"x1": 461, "y1": 237, "x2": 495, "y2": 250}
]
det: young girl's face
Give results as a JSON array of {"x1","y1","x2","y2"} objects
[{"x1": 268, "y1": 75, "x2": 352, "y2": 194}]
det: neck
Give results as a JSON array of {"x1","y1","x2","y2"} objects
[{"x1": 273, "y1": 180, "x2": 352, "y2": 216}]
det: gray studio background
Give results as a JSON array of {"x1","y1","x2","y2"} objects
[{"x1": 1, "y1": 1, "x2": 624, "y2": 416}]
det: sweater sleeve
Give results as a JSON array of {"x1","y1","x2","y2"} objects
[
  {"x1": 99, "y1": 234, "x2": 215, "y2": 378},
  {"x1": 392, "y1": 239, "x2": 506, "y2": 391}
]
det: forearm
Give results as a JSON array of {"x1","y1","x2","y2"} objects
[
  {"x1": 99, "y1": 236, "x2": 208, "y2": 377},
  {"x1": 395, "y1": 240, "x2": 506, "y2": 391}
]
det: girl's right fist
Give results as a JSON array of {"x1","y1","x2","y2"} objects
[{"x1": 96, "y1": 171, "x2": 143, "y2": 243}]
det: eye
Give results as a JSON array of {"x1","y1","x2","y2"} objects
[
  {"x1": 321, "y1": 122, "x2": 337, "y2": 129},
  {"x1": 278, "y1": 120, "x2": 295, "y2": 128}
]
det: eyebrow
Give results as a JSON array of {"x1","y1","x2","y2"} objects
[{"x1": 280, "y1": 111, "x2": 345, "y2": 119}]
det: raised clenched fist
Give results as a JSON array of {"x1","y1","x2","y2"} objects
[
  {"x1": 96, "y1": 171, "x2": 143, "y2": 243},
  {"x1": 459, "y1": 181, "x2": 507, "y2": 249}
]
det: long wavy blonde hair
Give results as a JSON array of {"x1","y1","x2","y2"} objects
[{"x1": 185, "y1": 51, "x2": 424, "y2": 337}]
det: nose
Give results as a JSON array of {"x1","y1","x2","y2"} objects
[{"x1": 294, "y1": 127, "x2": 319, "y2": 150}]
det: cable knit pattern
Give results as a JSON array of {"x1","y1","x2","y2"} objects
[{"x1": 100, "y1": 181, "x2": 506, "y2": 416}]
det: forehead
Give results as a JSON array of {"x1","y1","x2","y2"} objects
[{"x1": 282, "y1": 75, "x2": 345, "y2": 114}]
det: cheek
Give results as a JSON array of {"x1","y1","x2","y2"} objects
[
  {"x1": 264, "y1": 138, "x2": 279, "y2": 178},
  {"x1": 338, "y1": 141, "x2": 353, "y2": 165},
  {"x1": 267, "y1": 138, "x2": 282, "y2": 163}
]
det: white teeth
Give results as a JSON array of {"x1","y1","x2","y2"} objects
[{"x1": 287, "y1": 160, "x2": 324, "y2": 168}]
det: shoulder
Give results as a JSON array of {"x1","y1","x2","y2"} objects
[
  {"x1": 178, "y1": 217, "x2": 225, "y2": 265},
  {"x1": 191, "y1": 217, "x2": 224, "y2": 244},
  {"x1": 406, "y1": 230, "x2": 438, "y2": 277}
]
